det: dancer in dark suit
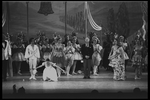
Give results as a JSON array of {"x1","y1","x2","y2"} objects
[{"x1": 81, "y1": 37, "x2": 94, "y2": 79}]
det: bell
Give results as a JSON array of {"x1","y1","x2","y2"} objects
[{"x1": 38, "y1": 2, "x2": 54, "y2": 16}]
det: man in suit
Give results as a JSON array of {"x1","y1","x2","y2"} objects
[{"x1": 81, "y1": 37, "x2": 94, "y2": 79}]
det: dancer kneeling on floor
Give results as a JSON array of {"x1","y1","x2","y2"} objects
[{"x1": 36, "y1": 58, "x2": 66, "y2": 81}]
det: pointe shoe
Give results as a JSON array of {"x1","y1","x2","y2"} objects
[
  {"x1": 93, "y1": 73, "x2": 98, "y2": 76},
  {"x1": 72, "y1": 72, "x2": 77, "y2": 75},
  {"x1": 32, "y1": 77, "x2": 37, "y2": 80},
  {"x1": 29, "y1": 76, "x2": 33, "y2": 80},
  {"x1": 135, "y1": 76, "x2": 141, "y2": 79},
  {"x1": 67, "y1": 74, "x2": 72, "y2": 76},
  {"x1": 18, "y1": 72, "x2": 22, "y2": 75}
]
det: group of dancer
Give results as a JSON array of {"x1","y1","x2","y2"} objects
[{"x1": 2, "y1": 31, "x2": 147, "y2": 82}]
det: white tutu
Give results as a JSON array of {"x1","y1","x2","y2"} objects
[
  {"x1": 43, "y1": 67, "x2": 58, "y2": 81},
  {"x1": 72, "y1": 52, "x2": 82, "y2": 60},
  {"x1": 12, "y1": 52, "x2": 25, "y2": 61}
]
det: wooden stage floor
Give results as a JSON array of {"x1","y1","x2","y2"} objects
[{"x1": 2, "y1": 70, "x2": 148, "y2": 94}]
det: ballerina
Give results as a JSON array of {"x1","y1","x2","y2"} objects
[
  {"x1": 64, "y1": 41, "x2": 75, "y2": 76},
  {"x1": 35, "y1": 59, "x2": 66, "y2": 81},
  {"x1": 92, "y1": 36, "x2": 103, "y2": 75}
]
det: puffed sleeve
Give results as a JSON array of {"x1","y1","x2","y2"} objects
[
  {"x1": 35, "y1": 45, "x2": 40, "y2": 58},
  {"x1": 25, "y1": 45, "x2": 30, "y2": 59}
]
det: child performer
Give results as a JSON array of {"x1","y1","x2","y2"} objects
[
  {"x1": 35, "y1": 59, "x2": 66, "y2": 81},
  {"x1": 25, "y1": 38, "x2": 40, "y2": 80}
]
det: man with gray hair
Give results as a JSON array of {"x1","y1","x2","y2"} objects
[{"x1": 81, "y1": 37, "x2": 94, "y2": 79}]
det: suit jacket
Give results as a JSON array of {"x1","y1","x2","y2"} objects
[{"x1": 81, "y1": 44, "x2": 94, "y2": 59}]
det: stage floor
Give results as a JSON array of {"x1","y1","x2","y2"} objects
[{"x1": 2, "y1": 68, "x2": 148, "y2": 94}]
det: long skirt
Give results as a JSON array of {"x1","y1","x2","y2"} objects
[
  {"x1": 92, "y1": 52, "x2": 101, "y2": 66},
  {"x1": 43, "y1": 67, "x2": 58, "y2": 81},
  {"x1": 12, "y1": 52, "x2": 25, "y2": 61},
  {"x1": 109, "y1": 59, "x2": 125, "y2": 80}
]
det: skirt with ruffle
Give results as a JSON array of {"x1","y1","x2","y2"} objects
[
  {"x1": 132, "y1": 54, "x2": 142, "y2": 66},
  {"x1": 72, "y1": 52, "x2": 82, "y2": 60},
  {"x1": 12, "y1": 52, "x2": 25, "y2": 61},
  {"x1": 51, "y1": 55, "x2": 65, "y2": 67},
  {"x1": 43, "y1": 67, "x2": 58, "y2": 81}
]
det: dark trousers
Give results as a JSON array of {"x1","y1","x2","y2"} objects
[
  {"x1": 83, "y1": 59, "x2": 92, "y2": 78},
  {"x1": 2, "y1": 60, "x2": 8, "y2": 80},
  {"x1": 125, "y1": 60, "x2": 128, "y2": 71}
]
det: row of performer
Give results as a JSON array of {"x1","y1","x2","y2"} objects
[{"x1": 2, "y1": 34, "x2": 147, "y2": 81}]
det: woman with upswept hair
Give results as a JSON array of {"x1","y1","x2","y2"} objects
[
  {"x1": 108, "y1": 39, "x2": 126, "y2": 81},
  {"x1": 92, "y1": 36, "x2": 103, "y2": 75},
  {"x1": 51, "y1": 35, "x2": 66, "y2": 78}
]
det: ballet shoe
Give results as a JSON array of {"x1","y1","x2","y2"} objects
[
  {"x1": 29, "y1": 76, "x2": 33, "y2": 80},
  {"x1": 72, "y1": 72, "x2": 77, "y2": 75},
  {"x1": 93, "y1": 73, "x2": 98, "y2": 76},
  {"x1": 18, "y1": 72, "x2": 22, "y2": 75},
  {"x1": 32, "y1": 77, "x2": 37, "y2": 80}
]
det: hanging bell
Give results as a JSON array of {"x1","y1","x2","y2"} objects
[{"x1": 38, "y1": 2, "x2": 54, "y2": 16}]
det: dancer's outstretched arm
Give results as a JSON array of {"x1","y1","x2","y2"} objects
[
  {"x1": 52, "y1": 63, "x2": 66, "y2": 74},
  {"x1": 36, "y1": 62, "x2": 45, "y2": 69}
]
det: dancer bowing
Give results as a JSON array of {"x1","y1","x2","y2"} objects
[
  {"x1": 92, "y1": 36, "x2": 103, "y2": 75},
  {"x1": 36, "y1": 58, "x2": 66, "y2": 82},
  {"x1": 25, "y1": 38, "x2": 40, "y2": 80},
  {"x1": 51, "y1": 35, "x2": 66, "y2": 78},
  {"x1": 64, "y1": 41, "x2": 75, "y2": 76}
]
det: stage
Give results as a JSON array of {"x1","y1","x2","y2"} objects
[{"x1": 2, "y1": 66, "x2": 148, "y2": 94}]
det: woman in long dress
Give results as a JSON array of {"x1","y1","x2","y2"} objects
[
  {"x1": 92, "y1": 36, "x2": 103, "y2": 75},
  {"x1": 51, "y1": 35, "x2": 66, "y2": 78},
  {"x1": 72, "y1": 36, "x2": 82, "y2": 75},
  {"x1": 132, "y1": 40, "x2": 143, "y2": 79},
  {"x1": 64, "y1": 41, "x2": 75, "y2": 76},
  {"x1": 36, "y1": 59, "x2": 66, "y2": 81},
  {"x1": 108, "y1": 39, "x2": 126, "y2": 81}
]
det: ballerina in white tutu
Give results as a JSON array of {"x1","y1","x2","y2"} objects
[{"x1": 36, "y1": 58, "x2": 66, "y2": 82}]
